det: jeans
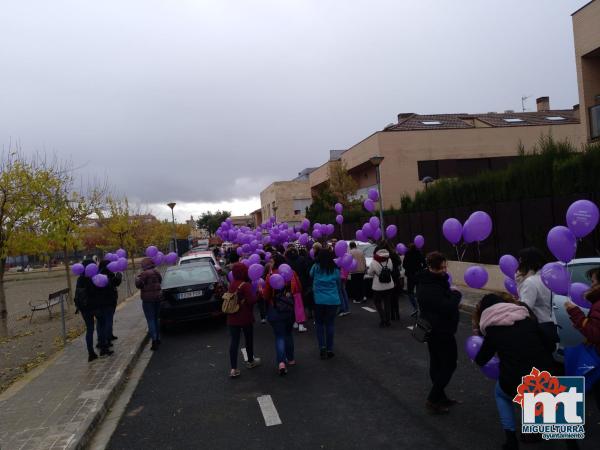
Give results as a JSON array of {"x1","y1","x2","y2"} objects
[
  {"x1": 269, "y1": 317, "x2": 294, "y2": 364},
  {"x1": 97, "y1": 306, "x2": 115, "y2": 343},
  {"x1": 495, "y1": 382, "x2": 516, "y2": 431},
  {"x1": 427, "y1": 334, "x2": 458, "y2": 403},
  {"x1": 257, "y1": 297, "x2": 267, "y2": 320},
  {"x1": 314, "y1": 304, "x2": 337, "y2": 351},
  {"x1": 348, "y1": 273, "x2": 364, "y2": 300},
  {"x1": 81, "y1": 309, "x2": 106, "y2": 353},
  {"x1": 339, "y1": 281, "x2": 350, "y2": 313},
  {"x1": 406, "y1": 276, "x2": 418, "y2": 311},
  {"x1": 229, "y1": 325, "x2": 254, "y2": 369},
  {"x1": 142, "y1": 301, "x2": 161, "y2": 342},
  {"x1": 373, "y1": 289, "x2": 393, "y2": 324}
]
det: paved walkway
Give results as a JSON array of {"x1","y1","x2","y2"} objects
[{"x1": 0, "y1": 295, "x2": 148, "y2": 450}]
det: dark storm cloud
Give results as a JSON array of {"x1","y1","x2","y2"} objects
[{"x1": 0, "y1": 0, "x2": 588, "y2": 205}]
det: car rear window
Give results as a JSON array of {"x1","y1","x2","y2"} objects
[
  {"x1": 360, "y1": 244, "x2": 376, "y2": 258},
  {"x1": 568, "y1": 262, "x2": 600, "y2": 284},
  {"x1": 181, "y1": 257, "x2": 214, "y2": 265},
  {"x1": 162, "y1": 265, "x2": 217, "y2": 289}
]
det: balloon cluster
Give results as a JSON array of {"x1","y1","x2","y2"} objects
[
  {"x1": 145, "y1": 246, "x2": 178, "y2": 266},
  {"x1": 70, "y1": 248, "x2": 130, "y2": 287},
  {"x1": 540, "y1": 199, "x2": 599, "y2": 309},
  {"x1": 465, "y1": 335, "x2": 499, "y2": 380}
]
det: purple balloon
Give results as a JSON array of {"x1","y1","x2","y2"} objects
[
  {"x1": 481, "y1": 356, "x2": 500, "y2": 380},
  {"x1": 92, "y1": 274, "x2": 109, "y2": 288},
  {"x1": 350, "y1": 258, "x2": 358, "y2": 271},
  {"x1": 118, "y1": 257, "x2": 128, "y2": 271},
  {"x1": 248, "y1": 264, "x2": 264, "y2": 281},
  {"x1": 447, "y1": 272, "x2": 453, "y2": 285},
  {"x1": 356, "y1": 230, "x2": 366, "y2": 242},
  {"x1": 362, "y1": 222, "x2": 373, "y2": 238},
  {"x1": 145, "y1": 246, "x2": 158, "y2": 258},
  {"x1": 464, "y1": 266, "x2": 488, "y2": 289},
  {"x1": 396, "y1": 243, "x2": 407, "y2": 255},
  {"x1": 465, "y1": 335, "x2": 483, "y2": 360},
  {"x1": 364, "y1": 199, "x2": 375, "y2": 213},
  {"x1": 336, "y1": 214, "x2": 344, "y2": 225},
  {"x1": 499, "y1": 255, "x2": 519, "y2": 280},
  {"x1": 540, "y1": 262, "x2": 570, "y2": 295},
  {"x1": 104, "y1": 252, "x2": 114, "y2": 261},
  {"x1": 414, "y1": 235, "x2": 425, "y2": 249},
  {"x1": 71, "y1": 263, "x2": 84, "y2": 276},
  {"x1": 334, "y1": 203, "x2": 343, "y2": 214},
  {"x1": 442, "y1": 218, "x2": 463, "y2": 245},
  {"x1": 165, "y1": 252, "x2": 178, "y2": 265},
  {"x1": 566, "y1": 200, "x2": 599, "y2": 238},
  {"x1": 107, "y1": 261, "x2": 120, "y2": 273},
  {"x1": 369, "y1": 216, "x2": 380, "y2": 229},
  {"x1": 340, "y1": 254, "x2": 354, "y2": 270},
  {"x1": 368, "y1": 188, "x2": 379, "y2": 202},
  {"x1": 248, "y1": 254, "x2": 260, "y2": 265},
  {"x1": 301, "y1": 218, "x2": 310, "y2": 231},
  {"x1": 153, "y1": 252, "x2": 164, "y2": 266},
  {"x1": 386, "y1": 224, "x2": 397, "y2": 239},
  {"x1": 85, "y1": 263, "x2": 99, "y2": 278},
  {"x1": 335, "y1": 240, "x2": 348, "y2": 258},
  {"x1": 547, "y1": 226, "x2": 577, "y2": 263},
  {"x1": 236, "y1": 247, "x2": 244, "y2": 256},
  {"x1": 279, "y1": 264, "x2": 293, "y2": 282},
  {"x1": 569, "y1": 282, "x2": 592, "y2": 309},
  {"x1": 326, "y1": 224, "x2": 335, "y2": 235},
  {"x1": 373, "y1": 228, "x2": 382, "y2": 241},
  {"x1": 312, "y1": 229, "x2": 322, "y2": 239},
  {"x1": 462, "y1": 219, "x2": 476, "y2": 244},
  {"x1": 309, "y1": 249, "x2": 315, "y2": 259},
  {"x1": 269, "y1": 273, "x2": 285, "y2": 290},
  {"x1": 504, "y1": 277, "x2": 518, "y2": 296},
  {"x1": 265, "y1": 252, "x2": 272, "y2": 262},
  {"x1": 298, "y1": 233, "x2": 309, "y2": 246},
  {"x1": 468, "y1": 211, "x2": 493, "y2": 242},
  {"x1": 116, "y1": 248, "x2": 127, "y2": 258},
  {"x1": 227, "y1": 271, "x2": 234, "y2": 283}
]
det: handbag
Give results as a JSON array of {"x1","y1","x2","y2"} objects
[{"x1": 411, "y1": 314, "x2": 432, "y2": 343}]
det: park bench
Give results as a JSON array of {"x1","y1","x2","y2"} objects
[{"x1": 29, "y1": 288, "x2": 70, "y2": 323}]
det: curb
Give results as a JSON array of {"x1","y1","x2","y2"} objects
[{"x1": 74, "y1": 330, "x2": 149, "y2": 450}]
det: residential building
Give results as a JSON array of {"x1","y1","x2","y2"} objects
[
  {"x1": 310, "y1": 100, "x2": 584, "y2": 209},
  {"x1": 229, "y1": 215, "x2": 253, "y2": 227},
  {"x1": 250, "y1": 208, "x2": 263, "y2": 228},
  {"x1": 573, "y1": 0, "x2": 600, "y2": 142},
  {"x1": 260, "y1": 179, "x2": 312, "y2": 227}
]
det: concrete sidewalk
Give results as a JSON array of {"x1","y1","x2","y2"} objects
[
  {"x1": 456, "y1": 285, "x2": 499, "y2": 313},
  {"x1": 0, "y1": 295, "x2": 148, "y2": 450}
]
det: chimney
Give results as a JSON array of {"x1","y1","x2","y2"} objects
[
  {"x1": 397, "y1": 113, "x2": 414, "y2": 122},
  {"x1": 536, "y1": 96, "x2": 550, "y2": 112}
]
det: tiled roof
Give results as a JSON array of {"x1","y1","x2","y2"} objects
[{"x1": 384, "y1": 109, "x2": 579, "y2": 132}]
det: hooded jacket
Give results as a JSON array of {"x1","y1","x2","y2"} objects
[
  {"x1": 226, "y1": 263, "x2": 257, "y2": 327},
  {"x1": 416, "y1": 270, "x2": 461, "y2": 335},
  {"x1": 403, "y1": 248, "x2": 426, "y2": 278},
  {"x1": 568, "y1": 285, "x2": 600, "y2": 352},
  {"x1": 135, "y1": 258, "x2": 162, "y2": 302}
]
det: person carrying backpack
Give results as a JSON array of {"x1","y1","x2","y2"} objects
[
  {"x1": 367, "y1": 248, "x2": 395, "y2": 327},
  {"x1": 263, "y1": 254, "x2": 299, "y2": 375},
  {"x1": 224, "y1": 262, "x2": 261, "y2": 378}
]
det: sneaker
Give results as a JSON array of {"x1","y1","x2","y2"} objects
[
  {"x1": 230, "y1": 369, "x2": 241, "y2": 378},
  {"x1": 326, "y1": 351, "x2": 335, "y2": 359},
  {"x1": 150, "y1": 340, "x2": 159, "y2": 351},
  {"x1": 439, "y1": 398, "x2": 462, "y2": 407},
  {"x1": 261, "y1": 318, "x2": 267, "y2": 324},
  {"x1": 293, "y1": 322, "x2": 299, "y2": 329},
  {"x1": 425, "y1": 401, "x2": 450, "y2": 415},
  {"x1": 110, "y1": 335, "x2": 118, "y2": 340},
  {"x1": 352, "y1": 299, "x2": 362, "y2": 304},
  {"x1": 99, "y1": 349, "x2": 114, "y2": 357},
  {"x1": 88, "y1": 352, "x2": 98, "y2": 362},
  {"x1": 278, "y1": 362, "x2": 287, "y2": 376},
  {"x1": 246, "y1": 357, "x2": 262, "y2": 369},
  {"x1": 298, "y1": 324, "x2": 307, "y2": 332},
  {"x1": 320, "y1": 348, "x2": 327, "y2": 360},
  {"x1": 338, "y1": 311, "x2": 350, "y2": 317}
]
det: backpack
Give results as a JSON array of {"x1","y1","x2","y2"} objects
[
  {"x1": 273, "y1": 289, "x2": 295, "y2": 315},
  {"x1": 221, "y1": 282, "x2": 246, "y2": 314},
  {"x1": 378, "y1": 261, "x2": 392, "y2": 283},
  {"x1": 74, "y1": 287, "x2": 89, "y2": 310}
]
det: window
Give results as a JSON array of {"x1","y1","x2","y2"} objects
[
  {"x1": 545, "y1": 116, "x2": 566, "y2": 121},
  {"x1": 590, "y1": 105, "x2": 600, "y2": 140},
  {"x1": 503, "y1": 118, "x2": 524, "y2": 123},
  {"x1": 292, "y1": 198, "x2": 312, "y2": 215},
  {"x1": 421, "y1": 120, "x2": 441, "y2": 125}
]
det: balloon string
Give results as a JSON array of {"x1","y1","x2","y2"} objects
[
  {"x1": 454, "y1": 245, "x2": 460, "y2": 262},
  {"x1": 477, "y1": 241, "x2": 481, "y2": 263}
]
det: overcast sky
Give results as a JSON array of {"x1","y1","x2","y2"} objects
[{"x1": 0, "y1": 0, "x2": 589, "y2": 221}]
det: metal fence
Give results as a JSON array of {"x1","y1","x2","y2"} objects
[{"x1": 339, "y1": 193, "x2": 600, "y2": 264}]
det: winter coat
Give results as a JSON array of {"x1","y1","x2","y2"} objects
[
  {"x1": 75, "y1": 275, "x2": 101, "y2": 312},
  {"x1": 416, "y1": 270, "x2": 461, "y2": 336},
  {"x1": 568, "y1": 285, "x2": 600, "y2": 353},
  {"x1": 350, "y1": 248, "x2": 367, "y2": 274},
  {"x1": 475, "y1": 315, "x2": 555, "y2": 396},
  {"x1": 135, "y1": 268, "x2": 163, "y2": 302},
  {"x1": 226, "y1": 263, "x2": 257, "y2": 327},
  {"x1": 516, "y1": 271, "x2": 554, "y2": 324},
  {"x1": 287, "y1": 254, "x2": 312, "y2": 295},
  {"x1": 402, "y1": 248, "x2": 426, "y2": 278},
  {"x1": 309, "y1": 265, "x2": 341, "y2": 306},
  {"x1": 367, "y1": 258, "x2": 395, "y2": 291}
]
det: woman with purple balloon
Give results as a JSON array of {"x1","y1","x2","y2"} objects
[
  {"x1": 473, "y1": 294, "x2": 555, "y2": 450},
  {"x1": 515, "y1": 248, "x2": 557, "y2": 346},
  {"x1": 367, "y1": 247, "x2": 396, "y2": 328},
  {"x1": 97, "y1": 260, "x2": 123, "y2": 349},
  {"x1": 135, "y1": 257, "x2": 163, "y2": 351}
]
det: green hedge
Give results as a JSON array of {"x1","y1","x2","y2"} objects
[{"x1": 400, "y1": 135, "x2": 600, "y2": 213}]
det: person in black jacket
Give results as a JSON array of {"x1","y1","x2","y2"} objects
[
  {"x1": 75, "y1": 260, "x2": 110, "y2": 361},
  {"x1": 474, "y1": 294, "x2": 555, "y2": 450},
  {"x1": 403, "y1": 243, "x2": 426, "y2": 314},
  {"x1": 98, "y1": 260, "x2": 122, "y2": 344},
  {"x1": 416, "y1": 251, "x2": 462, "y2": 414}
]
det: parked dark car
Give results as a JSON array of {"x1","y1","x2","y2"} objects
[{"x1": 160, "y1": 262, "x2": 226, "y2": 328}]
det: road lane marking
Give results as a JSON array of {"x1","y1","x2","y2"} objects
[
  {"x1": 241, "y1": 348, "x2": 248, "y2": 362},
  {"x1": 257, "y1": 395, "x2": 282, "y2": 426},
  {"x1": 362, "y1": 307, "x2": 377, "y2": 313}
]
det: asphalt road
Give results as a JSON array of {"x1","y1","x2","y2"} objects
[{"x1": 108, "y1": 297, "x2": 599, "y2": 450}]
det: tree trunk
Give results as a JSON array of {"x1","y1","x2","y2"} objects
[
  {"x1": 63, "y1": 246, "x2": 73, "y2": 304},
  {"x1": 0, "y1": 258, "x2": 9, "y2": 337}
]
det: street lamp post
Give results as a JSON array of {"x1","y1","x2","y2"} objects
[
  {"x1": 167, "y1": 202, "x2": 178, "y2": 255},
  {"x1": 369, "y1": 156, "x2": 385, "y2": 239}
]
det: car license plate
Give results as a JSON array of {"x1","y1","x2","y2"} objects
[{"x1": 178, "y1": 290, "x2": 203, "y2": 300}]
